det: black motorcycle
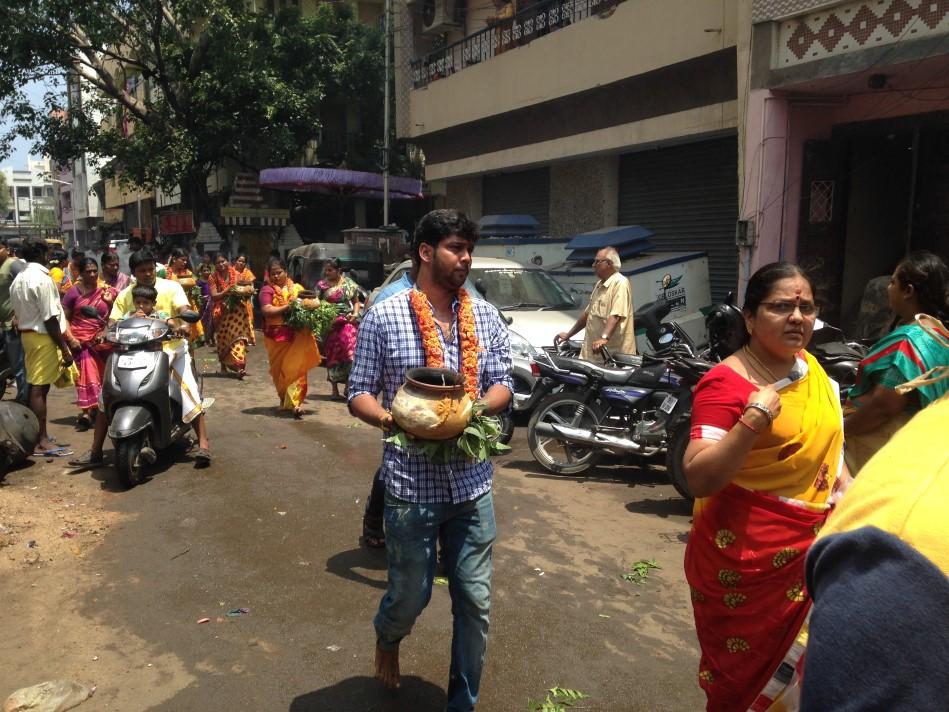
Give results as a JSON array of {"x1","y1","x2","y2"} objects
[{"x1": 526, "y1": 293, "x2": 712, "y2": 498}]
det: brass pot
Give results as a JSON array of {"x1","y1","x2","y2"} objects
[
  {"x1": 300, "y1": 298, "x2": 320, "y2": 310},
  {"x1": 391, "y1": 368, "x2": 473, "y2": 441}
]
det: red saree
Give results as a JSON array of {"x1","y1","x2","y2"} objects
[{"x1": 685, "y1": 351, "x2": 845, "y2": 711}]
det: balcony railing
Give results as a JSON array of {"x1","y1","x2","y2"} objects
[{"x1": 411, "y1": 0, "x2": 625, "y2": 89}]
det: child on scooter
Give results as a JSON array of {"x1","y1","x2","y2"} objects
[{"x1": 124, "y1": 284, "x2": 177, "y2": 327}]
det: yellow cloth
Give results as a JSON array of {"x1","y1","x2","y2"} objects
[
  {"x1": 819, "y1": 392, "x2": 949, "y2": 576},
  {"x1": 110, "y1": 277, "x2": 189, "y2": 321},
  {"x1": 168, "y1": 269, "x2": 205, "y2": 344},
  {"x1": 581, "y1": 271, "x2": 636, "y2": 359},
  {"x1": 843, "y1": 409, "x2": 913, "y2": 475},
  {"x1": 22, "y1": 331, "x2": 76, "y2": 387},
  {"x1": 265, "y1": 334, "x2": 321, "y2": 410},
  {"x1": 732, "y1": 352, "x2": 843, "y2": 506},
  {"x1": 240, "y1": 268, "x2": 257, "y2": 346}
]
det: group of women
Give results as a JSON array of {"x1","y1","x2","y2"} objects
[
  {"x1": 60, "y1": 248, "x2": 364, "y2": 428},
  {"x1": 258, "y1": 256, "x2": 362, "y2": 415},
  {"x1": 682, "y1": 250, "x2": 949, "y2": 711}
]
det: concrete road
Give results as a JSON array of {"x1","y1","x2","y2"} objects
[{"x1": 0, "y1": 344, "x2": 704, "y2": 711}]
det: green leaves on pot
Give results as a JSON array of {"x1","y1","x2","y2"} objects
[
  {"x1": 285, "y1": 301, "x2": 338, "y2": 340},
  {"x1": 384, "y1": 412, "x2": 511, "y2": 465}
]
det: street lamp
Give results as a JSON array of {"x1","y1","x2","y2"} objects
[{"x1": 48, "y1": 177, "x2": 76, "y2": 249}]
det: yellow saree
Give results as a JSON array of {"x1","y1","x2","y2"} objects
[{"x1": 262, "y1": 280, "x2": 321, "y2": 410}]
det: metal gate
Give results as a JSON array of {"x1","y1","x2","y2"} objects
[
  {"x1": 482, "y1": 167, "x2": 551, "y2": 234},
  {"x1": 618, "y1": 135, "x2": 739, "y2": 302}
]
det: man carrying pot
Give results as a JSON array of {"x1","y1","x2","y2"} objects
[{"x1": 348, "y1": 209, "x2": 513, "y2": 711}]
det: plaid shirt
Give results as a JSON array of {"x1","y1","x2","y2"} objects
[{"x1": 348, "y1": 288, "x2": 513, "y2": 504}]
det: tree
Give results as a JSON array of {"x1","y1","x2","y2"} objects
[
  {"x1": 0, "y1": 172, "x2": 10, "y2": 216},
  {"x1": 0, "y1": 1, "x2": 385, "y2": 219}
]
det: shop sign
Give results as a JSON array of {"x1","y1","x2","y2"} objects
[{"x1": 159, "y1": 210, "x2": 194, "y2": 235}]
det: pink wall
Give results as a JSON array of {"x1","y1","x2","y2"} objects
[{"x1": 741, "y1": 87, "x2": 949, "y2": 290}]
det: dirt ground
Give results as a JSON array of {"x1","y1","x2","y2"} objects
[{"x1": 0, "y1": 344, "x2": 704, "y2": 711}]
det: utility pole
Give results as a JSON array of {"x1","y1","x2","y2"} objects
[{"x1": 382, "y1": 0, "x2": 391, "y2": 226}]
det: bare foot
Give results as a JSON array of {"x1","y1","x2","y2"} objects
[
  {"x1": 292, "y1": 406, "x2": 304, "y2": 419},
  {"x1": 374, "y1": 644, "x2": 400, "y2": 689},
  {"x1": 35, "y1": 438, "x2": 58, "y2": 452}
]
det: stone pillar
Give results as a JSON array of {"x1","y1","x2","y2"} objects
[
  {"x1": 445, "y1": 177, "x2": 483, "y2": 221},
  {"x1": 548, "y1": 156, "x2": 619, "y2": 238}
]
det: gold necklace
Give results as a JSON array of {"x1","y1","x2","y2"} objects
[{"x1": 743, "y1": 344, "x2": 778, "y2": 383}]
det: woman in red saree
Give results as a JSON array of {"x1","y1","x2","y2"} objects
[
  {"x1": 682, "y1": 263, "x2": 850, "y2": 711},
  {"x1": 259, "y1": 260, "x2": 321, "y2": 418},
  {"x1": 61, "y1": 257, "x2": 116, "y2": 429},
  {"x1": 210, "y1": 254, "x2": 254, "y2": 378}
]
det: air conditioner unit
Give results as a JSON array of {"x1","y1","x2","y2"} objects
[{"x1": 421, "y1": 0, "x2": 461, "y2": 35}]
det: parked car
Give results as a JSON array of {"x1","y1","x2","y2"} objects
[{"x1": 367, "y1": 257, "x2": 585, "y2": 411}]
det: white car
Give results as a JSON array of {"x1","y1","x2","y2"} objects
[{"x1": 368, "y1": 257, "x2": 584, "y2": 411}]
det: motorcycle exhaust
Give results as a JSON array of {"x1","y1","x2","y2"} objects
[{"x1": 532, "y1": 422, "x2": 660, "y2": 456}]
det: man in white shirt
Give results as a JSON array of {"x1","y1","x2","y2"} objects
[{"x1": 9, "y1": 237, "x2": 76, "y2": 455}]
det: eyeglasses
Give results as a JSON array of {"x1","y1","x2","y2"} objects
[
  {"x1": 591, "y1": 258, "x2": 610, "y2": 266},
  {"x1": 760, "y1": 300, "x2": 819, "y2": 317}
]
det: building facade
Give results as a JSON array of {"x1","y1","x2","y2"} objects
[
  {"x1": 741, "y1": 0, "x2": 949, "y2": 329},
  {"x1": 2, "y1": 158, "x2": 56, "y2": 229},
  {"x1": 396, "y1": 0, "x2": 745, "y2": 300}
]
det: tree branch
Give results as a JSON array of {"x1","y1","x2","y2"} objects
[
  {"x1": 158, "y1": 0, "x2": 186, "y2": 42},
  {"x1": 151, "y1": 0, "x2": 183, "y2": 116},
  {"x1": 72, "y1": 52, "x2": 150, "y2": 123}
]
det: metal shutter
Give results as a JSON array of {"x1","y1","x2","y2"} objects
[
  {"x1": 482, "y1": 168, "x2": 550, "y2": 234},
  {"x1": 618, "y1": 136, "x2": 739, "y2": 302}
]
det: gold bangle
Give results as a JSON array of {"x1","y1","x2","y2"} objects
[{"x1": 380, "y1": 411, "x2": 394, "y2": 431}]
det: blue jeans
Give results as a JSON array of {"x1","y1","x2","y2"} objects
[
  {"x1": 2, "y1": 329, "x2": 27, "y2": 404},
  {"x1": 375, "y1": 489, "x2": 496, "y2": 712}
]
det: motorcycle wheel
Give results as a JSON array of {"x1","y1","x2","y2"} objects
[
  {"x1": 115, "y1": 434, "x2": 146, "y2": 489},
  {"x1": 665, "y1": 425, "x2": 694, "y2": 501},
  {"x1": 496, "y1": 412, "x2": 515, "y2": 446},
  {"x1": 527, "y1": 392, "x2": 604, "y2": 475}
]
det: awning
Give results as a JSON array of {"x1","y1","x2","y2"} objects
[{"x1": 259, "y1": 167, "x2": 423, "y2": 200}]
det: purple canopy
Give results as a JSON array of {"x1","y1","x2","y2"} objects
[{"x1": 259, "y1": 167, "x2": 423, "y2": 200}]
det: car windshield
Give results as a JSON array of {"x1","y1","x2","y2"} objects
[{"x1": 471, "y1": 268, "x2": 574, "y2": 310}]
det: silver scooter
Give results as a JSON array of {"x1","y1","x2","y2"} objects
[{"x1": 81, "y1": 306, "x2": 202, "y2": 488}]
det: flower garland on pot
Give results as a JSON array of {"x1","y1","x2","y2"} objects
[{"x1": 385, "y1": 288, "x2": 510, "y2": 464}]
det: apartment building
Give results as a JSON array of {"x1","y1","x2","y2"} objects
[
  {"x1": 395, "y1": 0, "x2": 744, "y2": 300},
  {"x1": 741, "y1": 0, "x2": 949, "y2": 327},
  {"x1": 2, "y1": 158, "x2": 56, "y2": 227}
]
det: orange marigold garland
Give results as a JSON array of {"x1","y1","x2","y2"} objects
[
  {"x1": 408, "y1": 287, "x2": 480, "y2": 401},
  {"x1": 390, "y1": 288, "x2": 509, "y2": 463}
]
